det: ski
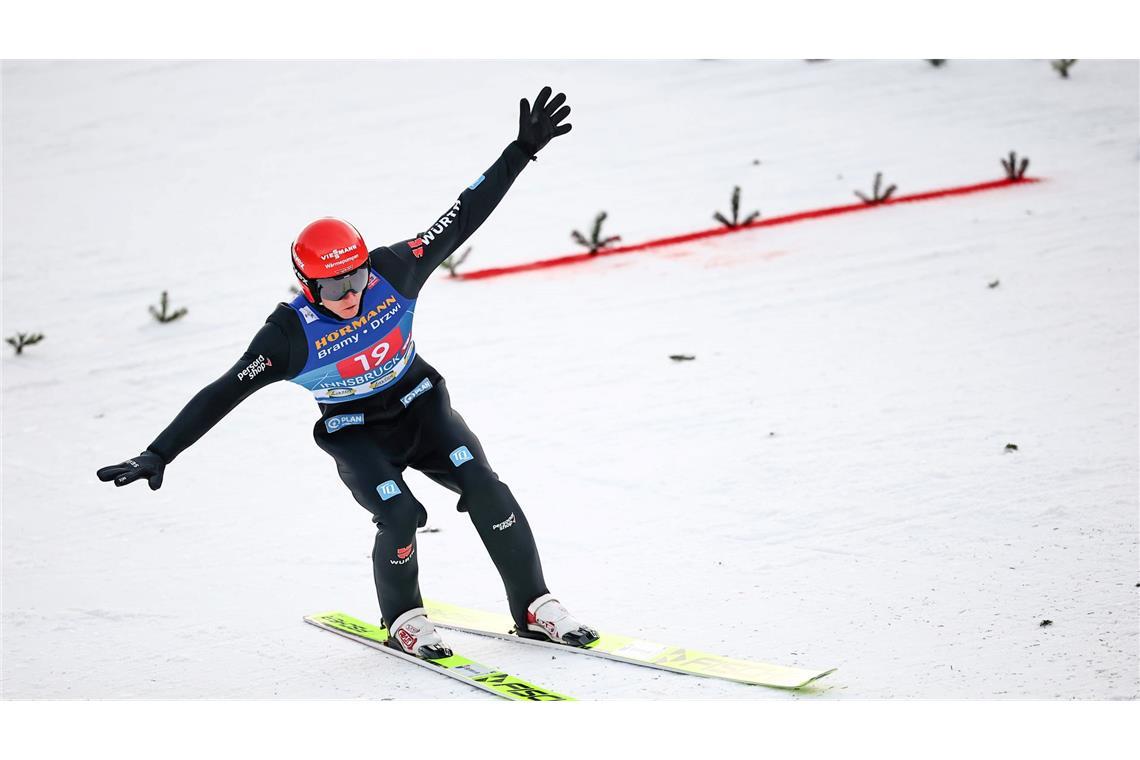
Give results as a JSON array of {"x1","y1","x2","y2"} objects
[
  {"x1": 304, "y1": 611, "x2": 574, "y2": 701},
  {"x1": 423, "y1": 599, "x2": 836, "y2": 690}
]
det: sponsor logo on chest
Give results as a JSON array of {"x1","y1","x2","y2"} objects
[{"x1": 312, "y1": 295, "x2": 402, "y2": 354}]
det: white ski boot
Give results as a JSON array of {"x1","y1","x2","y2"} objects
[
  {"x1": 518, "y1": 593, "x2": 599, "y2": 647},
  {"x1": 386, "y1": 607, "x2": 453, "y2": 660}
]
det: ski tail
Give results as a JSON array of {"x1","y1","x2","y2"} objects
[{"x1": 305, "y1": 611, "x2": 575, "y2": 701}]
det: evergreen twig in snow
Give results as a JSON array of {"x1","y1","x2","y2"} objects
[
  {"x1": 6, "y1": 332, "x2": 45, "y2": 355},
  {"x1": 854, "y1": 172, "x2": 897, "y2": 205},
  {"x1": 571, "y1": 212, "x2": 622, "y2": 255},
  {"x1": 1051, "y1": 60, "x2": 1077, "y2": 78},
  {"x1": 149, "y1": 291, "x2": 188, "y2": 323},
  {"x1": 441, "y1": 246, "x2": 472, "y2": 277},
  {"x1": 713, "y1": 186, "x2": 761, "y2": 229},
  {"x1": 1001, "y1": 151, "x2": 1030, "y2": 181}
]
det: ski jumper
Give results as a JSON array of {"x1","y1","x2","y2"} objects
[{"x1": 145, "y1": 141, "x2": 549, "y2": 629}]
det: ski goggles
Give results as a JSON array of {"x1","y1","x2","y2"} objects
[{"x1": 315, "y1": 265, "x2": 370, "y2": 302}]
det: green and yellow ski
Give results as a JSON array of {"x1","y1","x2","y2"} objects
[
  {"x1": 304, "y1": 611, "x2": 574, "y2": 701},
  {"x1": 424, "y1": 599, "x2": 836, "y2": 690}
]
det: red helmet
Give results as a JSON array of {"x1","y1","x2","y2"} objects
[{"x1": 291, "y1": 218, "x2": 369, "y2": 303}]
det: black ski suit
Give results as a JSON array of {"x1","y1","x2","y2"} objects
[{"x1": 144, "y1": 141, "x2": 548, "y2": 630}]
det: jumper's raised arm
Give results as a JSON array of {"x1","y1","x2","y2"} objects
[
  {"x1": 376, "y1": 140, "x2": 533, "y2": 297},
  {"x1": 372, "y1": 87, "x2": 573, "y2": 297}
]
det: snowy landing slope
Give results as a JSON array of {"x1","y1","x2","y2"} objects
[{"x1": 2, "y1": 60, "x2": 1137, "y2": 698}]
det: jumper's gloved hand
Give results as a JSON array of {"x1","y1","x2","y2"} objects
[
  {"x1": 97, "y1": 450, "x2": 166, "y2": 490},
  {"x1": 516, "y1": 85, "x2": 572, "y2": 158}
]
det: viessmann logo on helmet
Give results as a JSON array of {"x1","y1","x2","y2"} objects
[{"x1": 321, "y1": 244, "x2": 359, "y2": 261}]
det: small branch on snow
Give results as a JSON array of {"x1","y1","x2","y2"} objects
[
  {"x1": 1001, "y1": 151, "x2": 1030, "y2": 181},
  {"x1": 571, "y1": 212, "x2": 622, "y2": 255},
  {"x1": 149, "y1": 291, "x2": 188, "y2": 323},
  {"x1": 713, "y1": 186, "x2": 761, "y2": 229},
  {"x1": 6, "y1": 332, "x2": 45, "y2": 355},
  {"x1": 854, "y1": 172, "x2": 897, "y2": 205},
  {"x1": 441, "y1": 246, "x2": 472, "y2": 277},
  {"x1": 1051, "y1": 59, "x2": 1077, "y2": 78}
]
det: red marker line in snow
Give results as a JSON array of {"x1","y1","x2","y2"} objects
[{"x1": 456, "y1": 176, "x2": 1043, "y2": 281}]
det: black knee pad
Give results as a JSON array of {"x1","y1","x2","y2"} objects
[
  {"x1": 457, "y1": 472, "x2": 519, "y2": 519},
  {"x1": 371, "y1": 495, "x2": 428, "y2": 535}
]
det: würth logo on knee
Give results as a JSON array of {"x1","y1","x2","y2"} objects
[
  {"x1": 449, "y1": 446, "x2": 474, "y2": 467},
  {"x1": 377, "y1": 480, "x2": 401, "y2": 501},
  {"x1": 492, "y1": 512, "x2": 516, "y2": 531},
  {"x1": 391, "y1": 543, "x2": 415, "y2": 565}
]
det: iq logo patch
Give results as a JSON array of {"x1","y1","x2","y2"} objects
[
  {"x1": 449, "y1": 446, "x2": 474, "y2": 468},
  {"x1": 325, "y1": 413, "x2": 364, "y2": 433},
  {"x1": 377, "y1": 480, "x2": 402, "y2": 501}
]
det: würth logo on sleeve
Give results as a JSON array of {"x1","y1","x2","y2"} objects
[
  {"x1": 408, "y1": 200, "x2": 462, "y2": 258},
  {"x1": 390, "y1": 543, "x2": 415, "y2": 565}
]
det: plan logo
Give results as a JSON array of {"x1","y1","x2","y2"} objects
[
  {"x1": 377, "y1": 480, "x2": 402, "y2": 501},
  {"x1": 325, "y1": 413, "x2": 364, "y2": 433},
  {"x1": 449, "y1": 446, "x2": 474, "y2": 467},
  {"x1": 400, "y1": 377, "x2": 433, "y2": 408}
]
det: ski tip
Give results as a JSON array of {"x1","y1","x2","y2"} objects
[{"x1": 792, "y1": 667, "x2": 838, "y2": 689}]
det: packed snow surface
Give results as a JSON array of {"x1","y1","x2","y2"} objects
[{"x1": 2, "y1": 60, "x2": 1137, "y2": 699}]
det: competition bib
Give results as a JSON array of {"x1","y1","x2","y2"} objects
[{"x1": 286, "y1": 270, "x2": 418, "y2": 405}]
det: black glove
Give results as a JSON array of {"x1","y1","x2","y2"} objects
[
  {"x1": 516, "y1": 85, "x2": 572, "y2": 158},
  {"x1": 97, "y1": 450, "x2": 166, "y2": 490}
]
